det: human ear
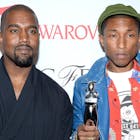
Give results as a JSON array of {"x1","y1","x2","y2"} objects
[
  {"x1": 99, "y1": 34, "x2": 105, "y2": 52},
  {"x1": 0, "y1": 32, "x2": 4, "y2": 54}
]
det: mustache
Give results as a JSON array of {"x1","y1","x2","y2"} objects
[{"x1": 15, "y1": 44, "x2": 33, "y2": 50}]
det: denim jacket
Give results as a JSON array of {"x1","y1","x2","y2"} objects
[{"x1": 72, "y1": 54, "x2": 140, "y2": 140}]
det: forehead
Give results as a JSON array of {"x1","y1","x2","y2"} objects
[
  {"x1": 7, "y1": 9, "x2": 37, "y2": 23},
  {"x1": 105, "y1": 15, "x2": 138, "y2": 25}
]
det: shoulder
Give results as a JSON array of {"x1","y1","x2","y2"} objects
[
  {"x1": 88, "y1": 56, "x2": 107, "y2": 73},
  {"x1": 75, "y1": 56, "x2": 108, "y2": 86},
  {"x1": 136, "y1": 53, "x2": 140, "y2": 64},
  {"x1": 33, "y1": 67, "x2": 69, "y2": 98},
  {"x1": 33, "y1": 68, "x2": 72, "y2": 117}
]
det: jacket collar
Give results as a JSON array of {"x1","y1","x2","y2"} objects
[{"x1": 86, "y1": 53, "x2": 140, "y2": 83}]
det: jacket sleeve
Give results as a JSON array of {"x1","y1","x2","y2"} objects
[
  {"x1": 71, "y1": 78, "x2": 86, "y2": 139},
  {"x1": 61, "y1": 90, "x2": 73, "y2": 140}
]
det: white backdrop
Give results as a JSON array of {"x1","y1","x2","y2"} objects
[{"x1": 0, "y1": 0, "x2": 140, "y2": 102}]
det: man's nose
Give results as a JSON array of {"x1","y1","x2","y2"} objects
[
  {"x1": 118, "y1": 36, "x2": 126, "y2": 49},
  {"x1": 19, "y1": 30, "x2": 29, "y2": 43}
]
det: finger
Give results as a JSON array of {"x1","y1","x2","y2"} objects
[
  {"x1": 78, "y1": 137, "x2": 97, "y2": 140},
  {"x1": 86, "y1": 119, "x2": 94, "y2": 126},
  {"x1": 92, "y1": 138, "x2": 97, "y2": 140}
]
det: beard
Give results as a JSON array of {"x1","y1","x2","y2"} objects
[
  {"x1": 12, "y1": 45, "x2": 34, "y2": 67},
  {"x1": 4, "y1": 45, "x2": 38, "y2": 67},
  {"x1": 14, "y1": 54, "x2": 33, "y2": 67}
]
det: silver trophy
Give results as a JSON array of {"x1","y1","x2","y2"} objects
[{"x1": 84, "y1": 82, "x2": 98, "y2": 126}]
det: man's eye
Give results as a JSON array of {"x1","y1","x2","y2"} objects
[
  {"x1": 9, "y1": 29, "x2": 18, "y2": 33},
  {"x1": 29, "y1": 29, "x2": 37, "y2": 34},
  {"x1": 128, "y1": 34, "x2": 135, "y2": 38},
  {"x1": 111, "y1": 34, "x2": 116, "y2": 37},
  {"x1": 108, "y1": 34, "x2": 117, "y2": 38}
]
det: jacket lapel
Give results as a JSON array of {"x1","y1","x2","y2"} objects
[{"x1": 0, "y1": 60, "x2": 35, "y2": 139}]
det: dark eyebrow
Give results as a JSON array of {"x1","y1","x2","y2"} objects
[
  {"x1": 29, "y1": 25, "x2": 38, "y2": 30},
  {"x1": 7, "y1": 24, "x2": 38, "y2": 30},
  {"x1": 107, "y1": 29, "x2": 117, "y2": 32},
  {"x1": 7, "y1": 24, "x2": 19, "y2": 29}
]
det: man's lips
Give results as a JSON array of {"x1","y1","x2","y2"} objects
[
  {"x1": 115, "y1": 53, "x2": 128, "y2": 59},
  {"x1": 16, "y1": 46, "x2": 32, "y2": 54}
]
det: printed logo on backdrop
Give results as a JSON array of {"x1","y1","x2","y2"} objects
[
  {"x1": 38, "y1": 23, "x2": 98, "y2": 86},
  {"x1": 42, "y1": 65, "x2": 89, "y2": 86},
  {"x1": 38, "y1": 24, "x2": 97, "y2": 86},
  {"x1": 39, "y1": 24, "x2": 98, "y2": 40}
]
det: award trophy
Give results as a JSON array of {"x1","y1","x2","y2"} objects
[{"x1": 84, "y1": 82, "x2": 98, "y2": 126}]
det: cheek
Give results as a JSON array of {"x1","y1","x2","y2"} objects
[
  {"x1": 3, "y1": 35, "x2": 18, "y2": 47},
  {"x1": 128, "y1": 41, "x2": 139, "y2": 52},
  {"x1": 103, "y1": 41, "x2": 117, "y2": 53},
  {"x1": 2, "y1": 38, "x2": 18, "y2": 55},
  {"x1": 129, "y1": 47, "x2": 138, "y2": 57},
  {"x1": 31, "y1": 39, "x2": 39, "y2": 53},
  {"x1": 30, "y1": 35, "x2": 39, "y2": 44}
]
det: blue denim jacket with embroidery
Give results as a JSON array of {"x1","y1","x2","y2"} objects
[{"x1": 71, "y1": 53, "x2": 140, "y2": 140}]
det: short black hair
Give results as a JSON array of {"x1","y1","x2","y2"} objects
[{"x1": 0, "y1": 4, "x2": 39, "y2": 32}]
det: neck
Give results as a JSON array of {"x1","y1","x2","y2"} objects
[
  {"x1": 3, "y1": 57, "x2": 32, "y2": 100},
  {"x1": 107, "y1": 61, "x2": 134, "y2": 73}
]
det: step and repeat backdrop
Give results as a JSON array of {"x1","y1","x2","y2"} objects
[{"x1": 0, "y1": 0, "x2": 140, "y2": 102}]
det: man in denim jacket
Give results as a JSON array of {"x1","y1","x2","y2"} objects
[{"x1": 72, "y1": 4, "x2": 140, "y2": 140}]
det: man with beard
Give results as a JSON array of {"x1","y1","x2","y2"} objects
[{"x1": 0, "y1": 4, "x2": 72, "y2": 140}]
